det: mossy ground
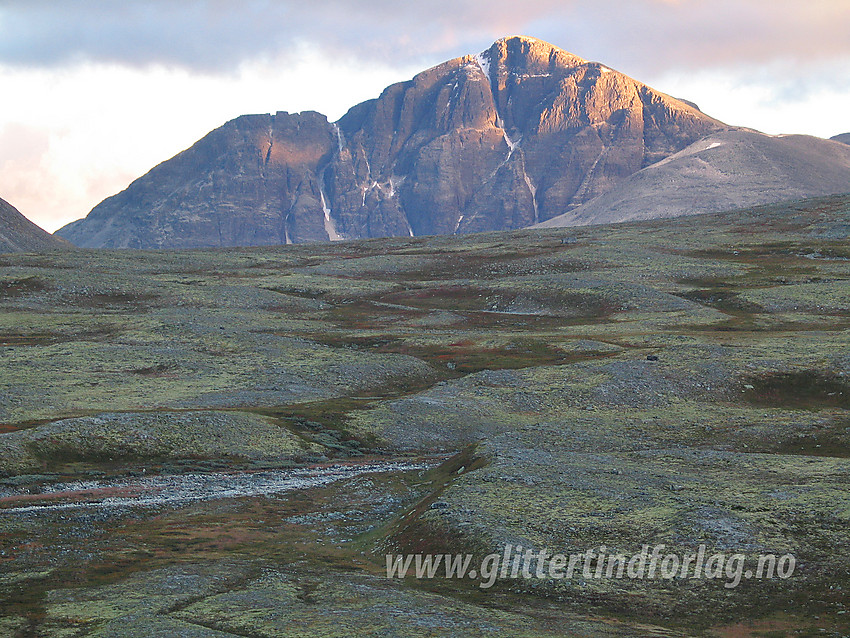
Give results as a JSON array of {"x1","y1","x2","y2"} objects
[{"x1": 0, "y1": 194, "x2": 849, "y2": 636}]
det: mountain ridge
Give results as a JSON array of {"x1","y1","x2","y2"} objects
[{"x1": 57, "y1": 36, "x2": 726, "y2": 249}]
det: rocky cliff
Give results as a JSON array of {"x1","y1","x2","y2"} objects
[
  {"x1": 57, "y1": 111, "x2": 338, "y2": 249},
  {"x1": 58, "y1": 36, "x2": 725, "y2": 248}
]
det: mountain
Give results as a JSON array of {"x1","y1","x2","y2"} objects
[
  {"x1": 59, "y1": 111, "x2": 339, "y2": 249},
  {"x1": 534, "y1": 129, "x2": 850, "y2": 228},
  {"x1": 0, "y1": 197, "x2": 69, "y2": 253},
  {"x1": 57, "y1": 36, "x2": 725, "y2": 249},
  {"x1": 832, "y1": 133, "x2": 850, "y2": 145}
]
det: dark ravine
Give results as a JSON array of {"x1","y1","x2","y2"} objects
[{"x1": 56, "y1": 35, "x2": 725, "y2": 249}]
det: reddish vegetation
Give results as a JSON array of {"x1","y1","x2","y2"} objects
[{"x1": 0, "y1": 485, "x2": 148, "y2": 508}]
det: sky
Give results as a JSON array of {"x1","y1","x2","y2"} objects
[{"x1": 1, "y1": 0, "x2": 849, "y2": 232}]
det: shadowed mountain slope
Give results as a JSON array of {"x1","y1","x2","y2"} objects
[
  {"x1": 0, "y1": 197, "x2": 69, "y2": 253},
  {"x1": 535, "y1": 129, "x2": 850, "y2": 228}
]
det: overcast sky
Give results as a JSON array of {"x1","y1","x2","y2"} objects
[{"x1": 1, "y1": 0, "x2": 849, "y2": 231}]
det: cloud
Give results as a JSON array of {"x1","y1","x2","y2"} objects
[
  {"x1": 1, "y1": 0, "x2": 849, "y2": 76},
  {"x1": 543, "y1": 0, "x2": 850, "y2": 76},
  {"x1": 0, "y1": 123, "x2": 54, "y2": 227},
  {"x1": 0, "y1": 123, "x2": 50, "y2": 166},
  {"x1": 653, "y1": 61, "x2": 850, "y2": 138}
]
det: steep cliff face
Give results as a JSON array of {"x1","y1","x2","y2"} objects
[
  {"x1": 0, "y1": 197, "x2": 69, "y2": 253},
  {"x1": 332, "y1": 36, "x2": 725, "y2": 237},
  {"x1": 59, "y1": 111, "x2": 337, "y2": 249},
  {"x1": 58, "y1": 36, "x2": 725, "y2": 248}
]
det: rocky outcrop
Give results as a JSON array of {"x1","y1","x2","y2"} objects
[
  {"x1": 58, "y1": 36, "x2": 725, "y2": 248},
  {"x1": 535, "y1": 129, "x2": 850, "y2": 228},
  {"x1": 0, "y1": 197, "x2": 69, "y2": 253}
]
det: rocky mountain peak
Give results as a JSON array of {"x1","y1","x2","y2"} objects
[
  {"x1": 57, "y1": 37, "x2": 727, "y2": 249},
  {"x1": 478, "y1": 35, "x2": 588, "y2": 77}
]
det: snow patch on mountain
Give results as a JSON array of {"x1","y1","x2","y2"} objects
[
  {"x1": 474, "y1": 51, "x2": 491, "y2": 85},
  {"x1": 332, "y1": 122, "x2": 345, "y2": 153},
  {"x1": 319, "y1": 186, "x2": 342, "y2": 241}
]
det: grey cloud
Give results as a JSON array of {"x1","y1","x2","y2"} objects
[
  {"x1": 0, "y1": 1, "x2": 300, "y2": 70},
  {"x1": 0, "y1": 0, "x2": 848, "y2": 76},
  {"x1": 540, "y1": 0, "x2": 850, "y2": 75}
]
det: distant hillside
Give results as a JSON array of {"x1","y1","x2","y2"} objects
[
  {"x1": 535, "y1": 129, "x2": 850, "y2": 228},
  {"x1": 0, "y1": 197, "x2": 69, "y2": 253},
  {"x1": 832, "y1": 133, "x2": 850, "y2": 145}
]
